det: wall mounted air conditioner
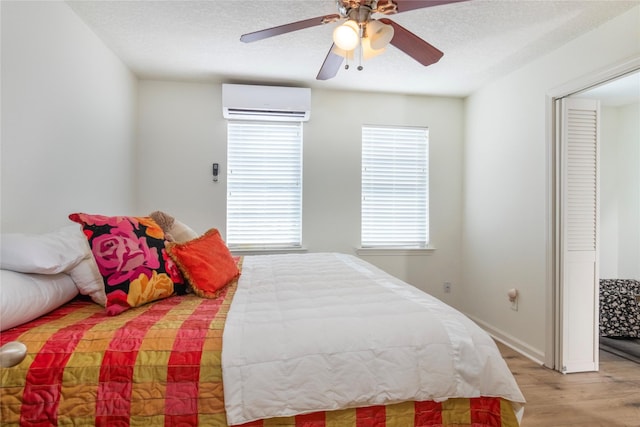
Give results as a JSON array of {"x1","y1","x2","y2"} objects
[{"x1": 222, "y1": 84, "x2": 311, "y2": 122}]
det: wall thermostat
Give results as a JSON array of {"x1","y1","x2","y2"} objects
[{"x1": 212, "y1": 163, "x2": 219, "y2": 182}]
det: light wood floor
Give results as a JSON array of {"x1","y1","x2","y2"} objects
[{"x1": 496, "y1": 342, "x2": 640, "y2": 426}]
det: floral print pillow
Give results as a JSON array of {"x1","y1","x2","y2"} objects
[{"x1": 69, "y1": 213, "x2": 187, "y2": 315}]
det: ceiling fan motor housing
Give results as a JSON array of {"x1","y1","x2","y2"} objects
[
  {"x1": 334, "y1": 0, "x2": 401, "y2": 46},
  {"x1": 338, "y1": 0, "x2": 397, "y2": 22}
]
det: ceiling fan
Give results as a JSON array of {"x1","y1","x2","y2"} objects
[{"x1": 240, "y1": 0, "x2": 469, "y2": 80}]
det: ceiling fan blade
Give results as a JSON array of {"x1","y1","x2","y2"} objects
[
  {"x1": 377, "y1": 0, "x2": 469, "y2": 14},
  {"x1": 241, "y1": 14, "x2": 341, "y2": 43},
  {"x1": 378, "y1": 18, "x2": 443, "y2": 66},
  {"x1": 316, "y1": 44, "x2": 344, "y2": 80}
]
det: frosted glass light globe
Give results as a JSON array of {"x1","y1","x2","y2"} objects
[{"x1": 333, "y1": 20, "x2": 359, "y2": 51}]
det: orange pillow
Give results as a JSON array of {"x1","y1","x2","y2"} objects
[{"x1": 166, "y1": 228, "x2": 240, "y2": 298}]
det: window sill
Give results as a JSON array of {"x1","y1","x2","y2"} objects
[
  {"x1": 356, "y1": 247, "x2": 436, "y2": 256},
  {"x1": 230, "y1": 247, "x2": 308, "y2": 256}
]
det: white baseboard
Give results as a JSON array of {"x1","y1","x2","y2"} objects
[{"x1": 467, "y1": 314, "x2": 545, "y2": 366}]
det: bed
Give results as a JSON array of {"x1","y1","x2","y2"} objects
[{"x1": 0, "y1": 215, "x2": 525, "y2": 427}]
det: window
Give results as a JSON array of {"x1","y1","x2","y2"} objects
[
  {"x1": 226, "y1": 121, "x2": 302, "y2": 249},
  {"x1": 361, "y1": 125, "x2": 429, "y2": 248}
]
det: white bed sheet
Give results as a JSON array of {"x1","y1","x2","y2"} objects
[{"x1": 221, "y1": 252, "x2": 525, "y2": 425}]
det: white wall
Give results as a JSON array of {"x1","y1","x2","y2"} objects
[
  {"x1": 0, "y1": 1, "x2": 137, "y2": 233},
  {"x1": 135, "y1": 81, "x2": 226, "y2": 234},
  {"x1": 600, "y1": 103, "x2": 640, "y2": 280},
  {"x1": 462, "y1": 6, "x2": 640, "y2": 360},
  {"x1": 616, "y1": 102, "x2": 640, "y2": 279},
  {"x1": 136, "y1": 82, "x2": 465, "y2": 305},
  {"x1": 599, "y1": 106, "x2": 621, "y2": 278}
]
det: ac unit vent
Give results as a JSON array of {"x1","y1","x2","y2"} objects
[
  {"x1": 225, "y1": 108, "x2": 308, "y2": 120},
  {"x1": 222, "y1": 84, "x2": 311, "y2": 122}
]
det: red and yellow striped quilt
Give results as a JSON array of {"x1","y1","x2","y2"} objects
[
  {"x1": 235, "y1": 397, "x2": 520, "y2": 427},
  {"x1": 0, "y1": 282, "x2": 519, "y2": 427}
]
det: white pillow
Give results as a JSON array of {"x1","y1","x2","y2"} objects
[
  {"x1": 148, "y1": 211, "x2": 199, "y2": 243},
  {"x1": 170, "y1": 219, "x2": 199, "y2": 243},
  {"x1": 67, "y1": 257, "x2": 106, "y2": 306},
  {"x1": 0, "y1": 225, "x2": 90, "y2": 274},
  {"x1": 0, "y1": 270, "x2": 78, "y2": 331}
]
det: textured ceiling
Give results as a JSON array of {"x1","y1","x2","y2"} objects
[{"x1": 66, "y1": 0, "x2": 639, "y2": 97}]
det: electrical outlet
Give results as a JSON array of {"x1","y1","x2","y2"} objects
[{"x1": 443, "y1": 282, "x2": 451, "y2": 293}]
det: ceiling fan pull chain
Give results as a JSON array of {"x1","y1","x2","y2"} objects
[{"x1": 358, "y1": 42, "x2": 364, "y2": 71}]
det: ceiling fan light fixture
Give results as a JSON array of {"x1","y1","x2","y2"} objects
[
  {"x1": 361, "y1": 37, "x2": 385, "y2": 60},
  {"x1": 333, "y1": 20, "x2": 359, "y2": 51},
  {"x1": 366, "y1": 19, "x2": 394, "y2": 50}
]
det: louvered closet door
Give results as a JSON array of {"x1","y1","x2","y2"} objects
[{"x1": 558, "y1": 97, "x2": 600, "y2": 373}]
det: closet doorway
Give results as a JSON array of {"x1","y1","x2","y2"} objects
[
  {"x1": 574, "y1": 72, "x2": 640, "y2": 364},
  {"x1": 547, "y1": 59, "x2": 640, "y2": 373}
]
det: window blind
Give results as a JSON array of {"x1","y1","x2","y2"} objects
[
  {"x1": 361, "y1": 125, "x2": 429, "y2": 248},
  {"x1": 227, "y1": 121, "x2": 302, "y2": 248}
]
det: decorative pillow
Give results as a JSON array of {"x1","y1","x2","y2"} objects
[
  {"x1": 166, "y1": 228, "x2": 240, "y2": 298},
  {"x1": 0, "y1": 225, "x2": 89, "y2": 274},
  {"x1": 149, "y1": 210, "x2": 198, "y2": 243},
  {"x1": 0, "y1": 270, "x2": 78, "y2": 331},
  {"x1": 69, "y1": 213, "x2": 187, "y2": 315}
]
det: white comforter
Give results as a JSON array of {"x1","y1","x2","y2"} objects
[{"x1": 221, "y1": 253, "x2": 525, "y2": 425}]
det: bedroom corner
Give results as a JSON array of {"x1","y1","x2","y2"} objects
[{"x1": 1, "y1": 1, "x2": 137, "y2": 234}]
